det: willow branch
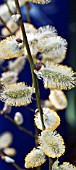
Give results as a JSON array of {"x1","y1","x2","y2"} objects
[
  {"x1": 26, "y1": 106, "x2": 35, "y2": 112},
  {"x1": 35, "y1": 127, "x2": 41, "y2": 170},
  {"x1": 14, "y1": 1, "x2": 53, "y2": 169},
  {"x1": 13, "y1": 162, "x2": 23, "y2": 170},
  {"x1": 5, "y1": 0, "x2": 13, "y2": 15},
  {"x1": 0, "y1": 17, "x2": 12, "y2": 35},
  {"x1": 14, "y1": 0, "x2": 45, "y2": 130},
  {"x1": 3, "y1": 113, "x2": 35, "y2": 138},
  {"x1": 0, "y1": 151, "x2": 22, "y2": 170},
  {"x1": 0, "y1": 35, "x2": 11, "y2": 39}
]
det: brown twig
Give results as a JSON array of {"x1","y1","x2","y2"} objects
[
  {"x1": 26, "y1": 106, "x2": 35, "y2": 112},
  {"x1": 0, "y1": 35, "x2": 11, "y2": 39},
  {"x1": 13, "y1": 162, "x2": 23, "y2": 170},
  {"x1": 5, "y1": 0, "x2": 13, "y2": 15},
  {"x1": 0, "y1": 17, "x2": 12, "y2": 35},
  {"x1": 0, "y1": 150, "x2": 23, "y2": 170},
  {"x1": 0, "y1": 112, "x2": 35, "y2": 138}
]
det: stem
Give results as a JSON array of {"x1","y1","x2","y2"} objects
[
  {"x1": 0, "y1": 35, "x2": 11, "y2": 39},
  {"x1": 14, "y1": 2, "x2": 53, "y2": 169},
  {"x1": 5, "y1": 0, "x2": 13, "y2": 15},
  {"x1": 49, "y1": 158, "x2": 53, "y2": 170},
  {"x1": 0, "y1": 17, "x2": 12, "y2": 35},
  {"x1": 49, "y1": 158, "x2": 51, "y2": 170},
  {"x1": 35, "y1": 127, "x2": 41, "y2": 170},
  {"x1": 25, "y1": 2, "x2": 31, "y2": 23},
  {"x1": 4, "y1": 113, "x2": 35, "y2": 138},
  {"x1": 15, "y1": 0, "x2": 35, "y2": 85},
  {"x1": 35, "y1": 127, "x2": 39, "y2": 147},
  {"x1": 0, "y1": 151, "x2": 22, "y2": 170},
  {"x1": 36, "y1": 167, "x2": 41, "y2": 170},
  {"x1": 26, "y1": 106, "x2": 35, "y2": 112},
  {"x1": 13, "y1": 162, "x2": 22, "y2": 170},
  {"x1": 14, "y1": 0, "x2": 45, "y2": 130}
]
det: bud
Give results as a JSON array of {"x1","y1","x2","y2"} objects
[
  {"x1": 4, "y1": 156, "x2": 15, "y2": 163},
  {"x1": 0, "y1": 132, "x2": 13, "y2": 149},
  {"x1": 35, "y1": 63, "x2": 45, "y2": 71},
  {"x1": 11, "y1": 14, "x2": 21, "y2": 22},
  {"x1": 3, "y1": 148, "x2": 16, "y2": 157},
  {"x1": 16, "y1": 38, "x2": 23, "y2": 44},
  {"x1": 14, "y1": 112, "x2": 23, "y2": 125}
]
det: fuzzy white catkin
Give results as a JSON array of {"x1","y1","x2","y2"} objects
[
  {"x1": 14, "y1": 112, "x2": 23, "y2": 125},
  {"x1": 11, "y1": 14, "x2": 21, "y2": 22},
  {"x1": 52, "y1": 160, "x2": 76, "y2": 170},
  {"x1": 0, "y1": 132, "x2": 13, "y2": 149},
  {"x1": 4, "y1": 156, "x2": 15, "y2": 163},
  {"x1": 3, "y1": 147, "x2": 16, "y2": 157}
]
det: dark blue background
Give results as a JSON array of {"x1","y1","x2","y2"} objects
[{"x1": 0, "y1": 0, "x2": 76, "y2": 169}]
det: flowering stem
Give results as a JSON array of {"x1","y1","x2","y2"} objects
[
  {"x1": 4, "y1": 113, "x2": 35, "y2": 138},
  {"x1": 14, "y1": 0, "x2": 45, "y2": 130},
  {"x1": 14, "y1": 2, "x2": 45, "y2": 170},
  {"x1": 14, "y1": 0, "x2": 34, "y2": 78},
  {"x1": 0, "y1": 150, "x2": 22, "y2": 170},
  {"x1": 0, "y1": 17, "x2": 12, "y2": 35}
]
